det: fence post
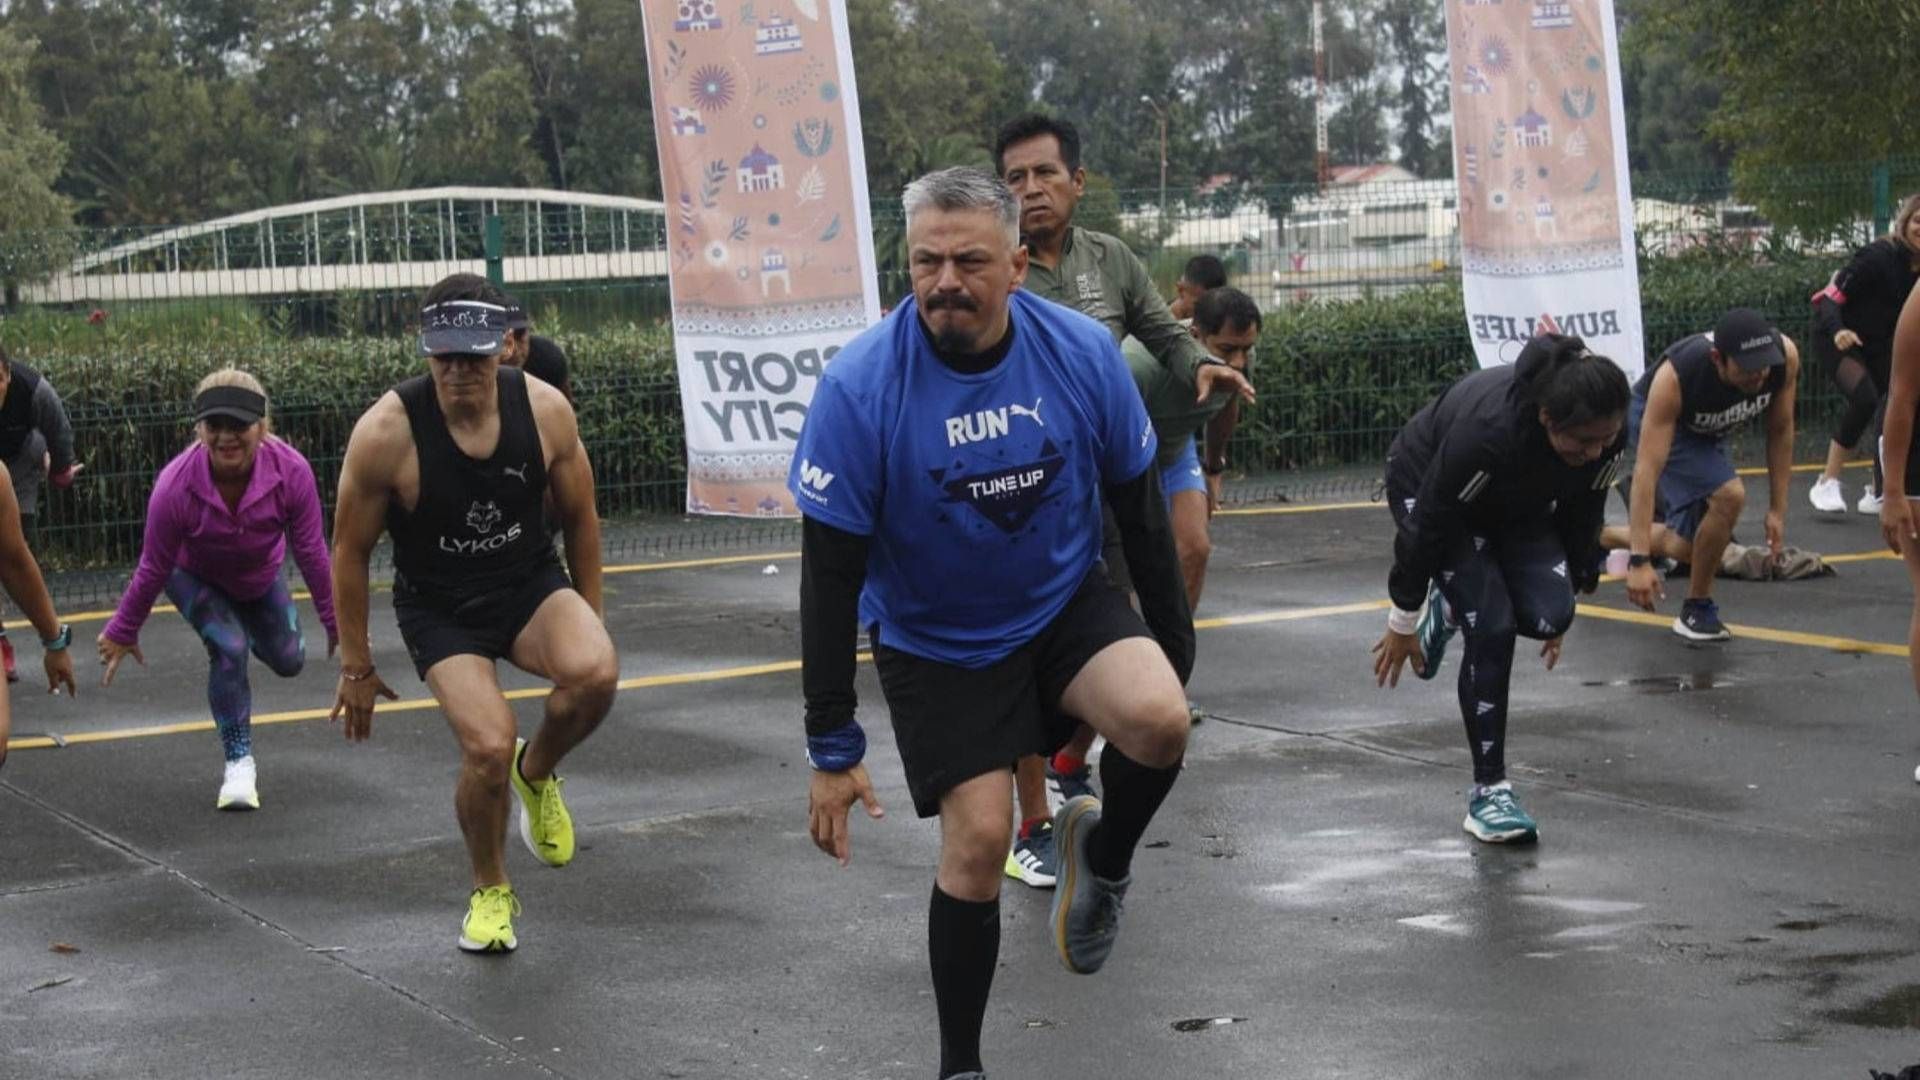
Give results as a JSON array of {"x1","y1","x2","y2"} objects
[
  {"x1": 1872, "y1": 160, "x2": 1892, "y2": 237},
  {"x1": 484, "y1": 214, "x2": 505, "y2": 287}
]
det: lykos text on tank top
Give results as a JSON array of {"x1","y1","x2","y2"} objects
[
  {"x1": 386, "y1": 368, "x2": 557, "y2": 604},
  {"x1": 1635, "y1": 332, "x2": 1787, "y2": 439}
]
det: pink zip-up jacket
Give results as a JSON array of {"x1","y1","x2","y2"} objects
[{"x1": 102, "y1": 436, "x2": 336, "y2": 645}]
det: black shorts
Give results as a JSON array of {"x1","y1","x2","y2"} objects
[
  {"x1": 393, "y1": 562, "x2": 571, "y2": 679},
  {"x1": 873, "y1": 569, "x2": 1151, "y2": 818}
]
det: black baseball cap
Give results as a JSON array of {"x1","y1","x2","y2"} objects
[
  {"x1": 194, "y1": 385, "x2": 266, "y2": 425},
  {"x1": 1713, "y1": 308, "x2": 1785, "y2": 371}
]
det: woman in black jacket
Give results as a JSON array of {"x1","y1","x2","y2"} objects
[
  {"x1": 1372, "y1": 335, "x2": 1629, "y2": 844},
  {"x1": 1808, "y1": 194, "x2": 1920, "y2": 514}
]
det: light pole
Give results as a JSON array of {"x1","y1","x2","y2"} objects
[{"x1": 1140, "y1": 94, "x2": 1168, "y2": 227}]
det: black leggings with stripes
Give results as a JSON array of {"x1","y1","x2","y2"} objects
[{"x1": 1431, "y1": 519, "x2": 1576, "y2": 786}]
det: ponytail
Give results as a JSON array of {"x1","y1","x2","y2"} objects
[{"x1": 1513, "y1": 333, "x2": 1629, "y2": 429}]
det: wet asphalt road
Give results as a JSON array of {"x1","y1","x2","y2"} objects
[{"x1": 4, "y1": 465, "x2": 1920, "y2": 1080}]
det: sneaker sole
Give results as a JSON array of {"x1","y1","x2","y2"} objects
[
  {"x1": 1050, "y1": 797, "x2": 1101, "y2": 975},
  {"x1": 1670, "y1": 617, "x2": 1731, "y2": 642},
  {"x1": 1462, "y1": 815, "x2": 1538, "y2": 844},
  {"x1": 216, "y1": 794, "x2": 260, "y2": 811},
  {"x1": 456, "y1": 933, "x2": 518, "y2": 954},
  {"x1": 1004, "y1": 850, "x2": 1057, "y2": 889}
]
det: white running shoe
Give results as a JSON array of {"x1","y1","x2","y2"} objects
[
  {"x1": 218, "y1": 755, "x2": 260, "y2": 811},
  {"x1": 1808, "y1": 476, "x2": 1846, "y2": 513},
  {"x1": 1858, "y1": 488, "x2": 1884, "y2": 515}
]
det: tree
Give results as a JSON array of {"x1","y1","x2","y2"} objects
[
  {"x1": 1617, "y1": 2, "x2": 1729, "y2": 181},
  {"x1": 0, "y1": 26, "x2": 75, "y2": 303},
  {"x1": 1646, "y1": 0, "x2": 1920, "y2": 234},
  {"x1": 1374, "y1": 0, "x2": 1448, "y2": 178}
]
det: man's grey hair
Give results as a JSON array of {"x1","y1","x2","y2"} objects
[{"x1": 902, "y1": 167, "x2": 1020, "y2": 247}]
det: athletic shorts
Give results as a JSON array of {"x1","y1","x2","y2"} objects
[
  {"x1": 873, "y1": 568, "x2": 1150, "y2": 818},
  {"x1": 393, "y1": 562, "x2": 571, "y2": 679},
  {"x1": 1160, "y1": 437, "x2": 1208, "y2": 504},
  {"x1": 1880, "y1": 436, "x2": 1920, "y2": 502},
  {"x1": 1627, "y1": 396, "x2": 1735, "y2": 542}
]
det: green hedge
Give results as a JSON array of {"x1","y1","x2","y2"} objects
[{"x1": 1, "y1": 246, "x2": 1852, "y2": 568}]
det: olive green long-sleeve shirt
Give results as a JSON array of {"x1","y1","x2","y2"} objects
[
  {"x1": 1024, "y1": 227, "x2": 1231, "y2": 469},
  {"x1": 1022, "y1": 226, "x2": 1210, "y2": 384}
]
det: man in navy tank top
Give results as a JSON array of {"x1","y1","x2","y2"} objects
[
  {"x1": 792, "y1": 167, "x2": 1195, "y2": 1080},
  {"x1": 1600, "y1": 307, "x2": 1800, "y2": 641},
  {"x1": 329, "y1": 273, "x2": 619, "y2": 955}
]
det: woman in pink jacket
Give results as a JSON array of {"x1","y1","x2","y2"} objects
[{"x1": 97, "y1": 370, "x2": 337, "y2": 810}]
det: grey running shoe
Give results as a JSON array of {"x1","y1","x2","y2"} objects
[{"x1": 1049, "y1": 795, "x2": 1131, "y2": 975}]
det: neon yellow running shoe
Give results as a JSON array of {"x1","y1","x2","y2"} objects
[
  {"x1": 457, "y1": 884, "x2": 521, "y2": 953},
  {"x1": 510, "y1": 738, "x2": 575, "y2": 867}
]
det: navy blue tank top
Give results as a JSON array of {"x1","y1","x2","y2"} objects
[
  {"x1": 1634, "y1": 332, "x2": 1786, "y2": 439},
  {"x1": 387, "y1": 367, "x2": 556, "y2": 604}
]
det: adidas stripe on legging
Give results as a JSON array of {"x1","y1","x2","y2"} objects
[{"x1": 1432, "y1": 519, "x2": 1575, "y2": 787}]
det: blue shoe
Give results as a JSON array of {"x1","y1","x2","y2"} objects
[
  {"x1": 1004, "y1": 822, "x2": 1057, "y2": 888},
  {"x1": 1049, "y1": 795, "x2": 1130, "y2": 974},
  {"x1": 1415, "y1": 581, "x2": 1456, "y2": 680},
  {"x1": 1463, "y1": 782, "x2": 1538, "y2": 844},
  {"x1": 1673, "y1": 598, "x2": 1730, "y2": 642},
  {"x1": 1046, "y1": 760, "x2": 1098, "y2": 805}
]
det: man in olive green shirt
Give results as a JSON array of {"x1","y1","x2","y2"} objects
[{"x1": 991, "y1": 113, "x2": 1256, "y2": 892}]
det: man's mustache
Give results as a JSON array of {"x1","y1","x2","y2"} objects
[{"x1": 924, "y1": 293, "x2": 979, "y2": 312}]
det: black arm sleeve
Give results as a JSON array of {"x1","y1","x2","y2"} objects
[
  {"x1": 1553, "y1": 483, "x2": 1610, "y2": 594},
  {"x1": 1811, "y1": 294, "x2": 1845, "y2": 344},
  {"x1": 1387, "y1": 429, "x2": 1500, "y2": 611},
  {"x1": 800, "y1": 516, "x2": 870, "y2": 737},
  {"x1": 1106, "y1": 465, "x2": 1195, "y2": 684}
]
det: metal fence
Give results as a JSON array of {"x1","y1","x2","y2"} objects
[{"x1": 0, "y1": 160, "x2": 1913, "y2": 602}]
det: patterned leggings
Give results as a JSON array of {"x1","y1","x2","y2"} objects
[
  {"x1": 164, "y1": 569, "x2": 306, "y2": 762},
  {"x1": 1432, "y1": 521, "x2": 1576, "y2": 787}
]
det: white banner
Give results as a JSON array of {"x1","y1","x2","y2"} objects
[
  {"x1": 1443, "y1": 0, "x2": 1644, "y2": 377},
  {"x1": 639, "y1": 0, "x2": 881, "y2": 515}
]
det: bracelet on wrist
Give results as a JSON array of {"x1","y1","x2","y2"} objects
[{"x1": 341, "y1": 666, "x2": 376, "y2": 682}]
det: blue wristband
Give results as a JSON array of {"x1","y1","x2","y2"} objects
[{"x1": 806, "y1": 721, "x2": 866, "y2": 772}]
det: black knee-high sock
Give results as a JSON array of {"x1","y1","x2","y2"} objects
[
  {"x1": 1088, "y1": 745, "x2": 1181, "y2": 881},
  {"x1": 928, "y1": 884, "x2": 999, "y2": 1079}
]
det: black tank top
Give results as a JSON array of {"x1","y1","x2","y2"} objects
[
  {"x1": 387, "y1": 367, "x2": 556, "y2": 604},
  {"x1": 0, "y1": 361, "x2": 45, "y2": 461},
  {"x1": 1634, "y1": 332, "x2": 1787, "y2": 439}
]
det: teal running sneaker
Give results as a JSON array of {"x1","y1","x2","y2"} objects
[
  {"x1": 1415, "y1": 581, "x2": 1456, "y2": 680},
  {"x1": 1463, "y1": 782, "x2": 1538, "y2": 844}
]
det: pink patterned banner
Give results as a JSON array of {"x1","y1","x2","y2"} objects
[
  {"x1": 1444, "y1": 0, "x2": 1645, "y2": 375},
  {"x1": 640, "y1": 0, "x2": 880, "y2": 515}
]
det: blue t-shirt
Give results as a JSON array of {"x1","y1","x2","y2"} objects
[{"x1": 788, "y1": 290, "x2": 1157, "y2": 668}]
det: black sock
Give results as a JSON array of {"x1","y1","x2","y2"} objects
[
  {"x1": 1088, "y1": 746, "x2": 1181, "y2": 881},
  {"x1": 928, "y1": 884, "x2": 999, "y2": 1078}
]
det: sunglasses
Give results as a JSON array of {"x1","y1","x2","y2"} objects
[{"x1": 201, "y1": 415, "x2": 256, "y2": 434}]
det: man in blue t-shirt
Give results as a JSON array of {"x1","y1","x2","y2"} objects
[{"x1": 790, "y1": 167, "x2": 1195, "y2": 1080}]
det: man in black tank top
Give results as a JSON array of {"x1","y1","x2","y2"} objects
[
  {"x1": 329, "y1": 273, "x2": 618, "y2": 955},
  {"x1": 1598, "y1": 308, "x2": 1799, "y2": 642}
]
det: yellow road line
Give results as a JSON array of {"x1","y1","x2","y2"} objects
[
  {"x1": 1195, "y1": 600, "x2": 1389, "y2": 627},
  {"x1": 1574, "y1": 603, "x2": 1909, "y2": 657},
  {"x1": 1737, "y1": 460, "x2": 1872, "y2": 477},
  {"x1": 1217, "y1": 501, "x2": 1380, "y2": 517},
  {"x1": 4, "y1": 551, "x2": 809, "y2": 632},
  {"x1": 4, "y1": 656, "x2": 862, "y2": 752}
]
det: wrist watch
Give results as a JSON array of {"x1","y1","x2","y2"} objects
[
  {"x1": 42, "y1": 622, "x2": 71, "y2": 652},
  {"x1": 1627, "y1": 554, "x2": 1652, "y2": 569}
]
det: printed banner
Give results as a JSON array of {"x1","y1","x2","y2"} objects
[
  {"x1": 1443, "y1": 0, "x2": 1645, "y2": 376},
  {"x1": 639, "y1": 0, "x2": 880, "y2": 516}
]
